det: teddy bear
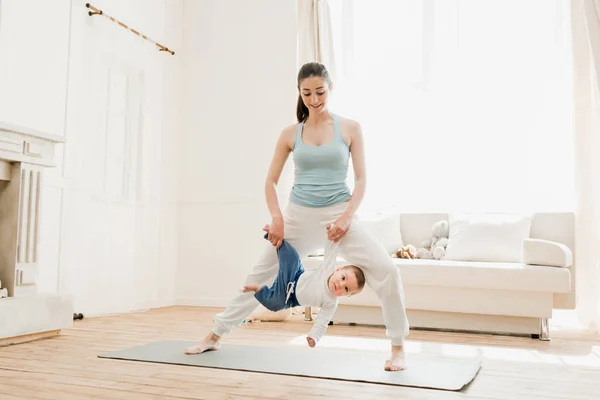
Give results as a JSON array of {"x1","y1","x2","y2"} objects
[
  {"x1": 247, "y1": 304, "x2": 294, "y2": 322},
  {"x1": 417, "y1": 220, "x2": 449, "y2": 260},
  {"x1": 392, "y1": 244, "x2": 418, "y2": 259}
]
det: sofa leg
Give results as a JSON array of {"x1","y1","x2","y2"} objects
[
  {"x1": 540, "y1": 318, "x2": 550, "y2": 341},
  {"x1": 304, "y1": 306, "x2": 313, "y2": 321}
]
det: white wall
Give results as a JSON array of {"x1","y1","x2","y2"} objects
[
  {"x1": 177, "y1": 0, "x2": 298, "y2": 305},
  {"x1": 0, "y1": 0, "x2": 298, "y2": 313},
  {"x1": 0, "y1": 0, "x2": 72, "y2": 295},
  {"x1": 0, "y1": 0, "x2": 182, "y2": 316},
  {"x1": 0, "y1": 0, "x2": 71, "y2": 136}
]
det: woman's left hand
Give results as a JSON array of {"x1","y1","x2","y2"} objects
[{"x1": 327, "y1": 214, "x2": 351, "y2": 243}]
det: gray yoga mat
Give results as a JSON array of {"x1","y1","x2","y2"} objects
[{"x1": 98, "y1": 340, "x2": 482, "y2": 391}]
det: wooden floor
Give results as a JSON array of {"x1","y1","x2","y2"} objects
[{"x1": 1, "y1": 306, "x2": 599, "y2": 399}]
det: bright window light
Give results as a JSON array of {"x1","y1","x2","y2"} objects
[{"x1": 327, "y1": 0, "x2": 574, "y2": 214}]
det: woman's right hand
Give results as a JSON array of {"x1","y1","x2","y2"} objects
[{"x1": 263, "y1": 215, "x2": 284, "y2": 249}]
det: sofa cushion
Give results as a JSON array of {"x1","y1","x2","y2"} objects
[
  {"x1": 444, "y1": 213, "x2": 533, "y2": 263},
  {"x1": 356, "y1": 210, "x2": 403, "y2": 254},
  {"x1": 302, "y1": 256, "x2": 571, "y2": 294},
  {"x1": 392, "y1": 258, "x2": 570, "y2": 293}
]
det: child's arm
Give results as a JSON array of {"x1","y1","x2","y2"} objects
[{"x1": 306, "y1": 300, "x2": 338, "y2": 346}]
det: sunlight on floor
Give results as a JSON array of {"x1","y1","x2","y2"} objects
[
  {"x1": 552, "y1": 309, "x2": 588, "y2": 330},
  {"x1": 288, "y1": 335, "x2": 600, "y2": 368},
  {"x1": 288, "y1": 335, "x2": 422, "y2": 353}
]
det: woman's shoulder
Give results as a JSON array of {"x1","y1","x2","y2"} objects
[
  {"x1": 282, "y1": 123, "x2": 299, "y2": 136},
  {"x1": 278, "y1": 123, "x2": 300, "y2": 149},
  {"x1": 337, "y1": 116, "x2": 362, "y2": 132},
  {"x1": 337, "y1": 115, "x2": 363, "y2": 138},
  {"x1": 280, "y1": 123, "x2": 300, "y2": 141}
]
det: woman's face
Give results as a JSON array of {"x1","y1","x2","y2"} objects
[{"x1": 299, "y1": 76, "x2": 331, "y2": 115}]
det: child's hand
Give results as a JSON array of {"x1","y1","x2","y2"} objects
[{"x1": 306, "y1": 337, "x2": 316, "y2": 347}]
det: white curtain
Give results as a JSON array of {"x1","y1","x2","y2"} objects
[
  {"x1": 327, "y1": 0, "x2": 574, "y2": 214},
  {"x1": 572, "y1": 0, "x2": 600, "y2": 330},
  {"x1": 297, "y1": 0, "x2": 337, "y2": 78}
]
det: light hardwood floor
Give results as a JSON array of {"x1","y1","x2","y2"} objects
[{"x1": 0, "y1": 306, "x2": 599, "y2": 399}]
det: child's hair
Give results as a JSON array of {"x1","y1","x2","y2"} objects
[{"x1": 343, "y1": 265, "x2": 366, "y2": 292}]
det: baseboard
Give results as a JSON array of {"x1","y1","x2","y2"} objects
[
  {"x1": 73, "y1": 298, "x2": 179, "y2": 319},
  {"x1": 176, "y1": 296, "x2": 229, "y2": 308},
  {"x1": 148, "y1": 297, "x2": 178, "y2": 310},
  {"x1": 332, "y1": 305, "x2": 542, "y2": 337},
  {"x1": 0, "y1": 329, "x2": 61, "y2": 347}
]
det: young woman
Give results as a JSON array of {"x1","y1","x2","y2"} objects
[{"x1": 185, "y1": 62, "x2": 410, "y2": 371}]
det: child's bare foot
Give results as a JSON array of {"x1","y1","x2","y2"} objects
[
  {"x1": 384, "y1": 345, "x2": 406, "y2": 371},
  {"x1": 242, "y1": 284, "x2": 260, "y2": 293},
  {"x1": 184, "y1": 332, "x2": 221, "y2": 355}
]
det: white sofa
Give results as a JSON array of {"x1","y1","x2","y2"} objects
[{"x1": 303, "y1": 212, "x2": 575, "y2": 340}]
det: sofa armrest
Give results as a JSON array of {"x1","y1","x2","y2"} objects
[{"x1": 523, "y1": 238, "x2": 573, "y2": 268}]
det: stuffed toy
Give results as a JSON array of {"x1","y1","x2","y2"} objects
[
  {"x1": 417, "y1": 220, "x2": 449, "y2": 260},
  {"x1": 247, "y1": 304, "x2": 293, "y2": 322},
  {"x1": 392, "y1": 244, "x2": 418, "y2": 259},
  {"x1": 247, "y1": 305, "x2": 313, "y2": 323}
]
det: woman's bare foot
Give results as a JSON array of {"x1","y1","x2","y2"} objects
[
  {"x1": 184, "y1": 332, "x2": 221, "y2": 355},
  {"x1": 242, "y1": 284, "x2": 260, "y2": 293},
  {"x1": 384, "y1": 345, "x2": 406, "y2": 371}
]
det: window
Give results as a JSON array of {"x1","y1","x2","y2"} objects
[{"x1": 328, "y1": 0, "x2": 574, "y2": 213}]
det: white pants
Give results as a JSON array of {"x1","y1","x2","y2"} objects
[{"x1": 212, "y1": 201, "x2": 410, "y2": 345}]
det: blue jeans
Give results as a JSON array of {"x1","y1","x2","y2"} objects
[{"x1": 254, "y1": 233, "x2": 304, "y2": 311}]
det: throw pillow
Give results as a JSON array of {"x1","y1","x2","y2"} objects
[
  {"x1": 444, "y1": 213, "x2": 533, "y2": 262},
  {"x1": 357, "y1": 211, "x2": 403, "y2": 254}
]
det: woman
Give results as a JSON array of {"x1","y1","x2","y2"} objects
[{"x1": 185, "y1": 62, "x2": 409, "y2": 371}]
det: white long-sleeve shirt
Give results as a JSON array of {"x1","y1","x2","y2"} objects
[{"x1": 295, "y1": 241, "x2": 339, "y2": 342}]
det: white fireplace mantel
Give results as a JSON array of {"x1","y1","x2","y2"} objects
[{"x1": 0, "y1": 121, "x2": 73, "y2": 344}]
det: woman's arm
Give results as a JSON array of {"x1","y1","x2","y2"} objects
[
  {"x1": 328, "y1": 121, "x2": 367, "y2": 242},
  {"x1": 344, "y1": 121, "x2": 367, "y2": 219},
  {"x1": 264, "y1": 125, "x2": 295, "y2": 248}
]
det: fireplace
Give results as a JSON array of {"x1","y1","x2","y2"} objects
[{"x1": 0, "y1": 121, "x2": 73, "y2": 344}]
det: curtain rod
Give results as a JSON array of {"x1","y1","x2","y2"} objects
[{"x1": 85, "y1": 3, "x2": 175, "y2": 55}]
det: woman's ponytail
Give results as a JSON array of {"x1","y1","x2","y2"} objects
[{"x1": 296, "y1": 94, "x2": 309, "y2": 123}]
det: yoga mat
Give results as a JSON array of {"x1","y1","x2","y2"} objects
[{"x1": 98, "y1": 340, "x2": 482, "y2": 391}]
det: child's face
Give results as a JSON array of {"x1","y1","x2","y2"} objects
[{"x1": 327, "y1": 267, "x2": 360, "y2": 297}]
